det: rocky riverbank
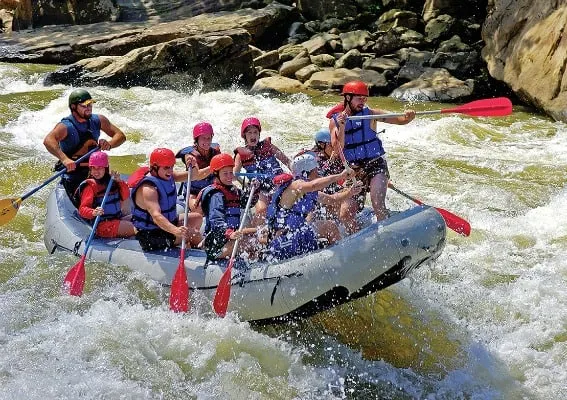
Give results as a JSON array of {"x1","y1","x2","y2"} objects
[{"x1": 1, "y1": 1, "x2": 566, "y2": 121}]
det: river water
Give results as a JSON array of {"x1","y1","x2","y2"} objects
[{"x1": 0, "y1": 62, "x2": 565, "y2": 399}]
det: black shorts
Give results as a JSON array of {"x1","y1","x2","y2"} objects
[{"x1": 136, "y1": 229, "x2": 176, "y2": 252}]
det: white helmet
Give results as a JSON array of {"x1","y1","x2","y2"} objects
[{"x1": 292, "y1": 151, "x2": 318, "y2": 177}]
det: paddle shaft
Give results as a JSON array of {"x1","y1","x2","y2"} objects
[
  {"x1": 21, "y1": 147, "x2": 99, "y2": 202},
  {"x1": 82, "y1": 177, "x2": 115, "y2": 256},
  {"x1": 229, "y1": 183, "x2": 257, "y2": 260},
  {"x1": 180, "y1": 167, "x2": 192, "y2": 254},
  {"x1": 213, "y1": 182, "x2": 258, "y2": 316}
]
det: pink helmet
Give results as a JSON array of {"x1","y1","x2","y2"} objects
[
  {"x1": 240, "y1": 117, "x2": 261, "y2": 138},
  {"x1": 193, "y1": 122, "x2": 214, "y2": 139},
  {"x1": 89, "y1": 151, "x2": 109, "y2": 168}
]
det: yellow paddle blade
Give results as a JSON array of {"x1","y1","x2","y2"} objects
[{"x1": 0, "y1": 198, "x2": 22, "y2": 226}]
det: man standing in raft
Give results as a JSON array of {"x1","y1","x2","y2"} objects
[
  {"x1": 43, "y1": 89, "x2": 126, "y2": 201},
  {"x1": 328, "y1": 80, "x2": 415, "y2": 222},
  {"x1": 130, "y1": 148, "x2": 203, "y2": 252}
]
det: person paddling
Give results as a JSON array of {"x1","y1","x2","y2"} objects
[
  {"x1": 328, "y1": 80, "x2": 415, "y2": 223},
  {"x1": 130, "y1": 148, "x2": 203, "y2": 252},
  {"x1": 43, "y1": 89, "x2": 126, "y2": 202},
  {"x1": 198, "y1": 153, "x2": 260, "y2": 262},
  {"x1": 75, "y1": 151, "x2": 136, "y2": 238}
]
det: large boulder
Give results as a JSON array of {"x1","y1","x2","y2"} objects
[
  {"x1": 482, "y1": 1, "x2": 567, "y2": 121},
  {"x1": 44, "y1": 29, "x2": 255, "y2": 90}
]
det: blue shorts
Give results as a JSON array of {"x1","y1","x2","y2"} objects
[{"x1": 267, "y1": 226, "x2": 319, "y2": 261}]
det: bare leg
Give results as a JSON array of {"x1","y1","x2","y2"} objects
[
  {"x1": 117, "y1": 220, "x2": 136, "y2": 237},
  {"x1": 312, "y1": 220, "x2": 342, "y2": 245},
  {"x1": 369, "y1": 173, "x2": 389, "y2": 221},
  {"x1": 339, "y1": 197, "x2": 360, "y2": 234}
]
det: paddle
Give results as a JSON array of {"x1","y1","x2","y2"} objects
[
  {"x1": 388, "y1": 182, "x2": 471, "y2": 236},
  {"x1": 63, "y1": 176, "x2": 115, "y2": 296},
  {"x1": 169, "y1": 167, "x2": 192, "y2": 312},
  {"x1": 347, "y1": 97, "x2": 512, "y2": 121},
  {"x1": 213, "y1": 182, "x2": 258, "y2": 317},
  {"x1": 0, "y1": 147, "x2": 99, "y2": 227},
  {"x1": 235, "y1": 172, "x2": 272, "y2": 179}
]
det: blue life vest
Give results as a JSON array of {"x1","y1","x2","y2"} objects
[
  {"x1": 267, "y1": 179, "x2": 318, "y2": 231},
  {"x1": 59, "y1": 114, "x2": 101, "y2": 159},
  {"x1": 199, "y1": 182, "x2": 241, "y2": 233},
  {"x1": 131, "y1": 174, "x2": 178, "y2": 230},
  {"x1": 176, "y1": 143, "x2": 220, "y2": 196},
  {"x1": 75, "y1": 178, "x2": 122, "y2": 223},
  {"x1": 332, "y1": 107, "x2": 385, "y2": 163}
]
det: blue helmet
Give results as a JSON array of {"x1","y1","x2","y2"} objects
[{"x1": 314, "y1": 128, "x2": 331, "y2": 144}]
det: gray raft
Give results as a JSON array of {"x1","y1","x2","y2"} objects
[{"x1": 44, "y1": 183, "x2": 446, "y2": 323}]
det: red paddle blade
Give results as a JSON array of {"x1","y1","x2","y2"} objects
[
  {"x1": 169, "y1": 260, "x2": 189, "y2": 313},
  {"x1": 213, "y1": 260, "x2": 234, "y2": 317},
  {"x1": 441, "y1": 97, "x2": 512, "y2": 117},
  {"x1": 64, "y1": 255, "x2": 86, "y2": 296},
  {"x1": 435, "y1": 207, "x2": 471, "y2": 236}
]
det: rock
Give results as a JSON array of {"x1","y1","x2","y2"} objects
[
  {"x1": 45, "y1": 30, "x2": 255, "y2": 90},
  {"x1": 334, "y1": 49, "x2": 363, "y2": 69},
  {"x1": 482, "y1": 1, "x2": 567, "y2": 122},
  {"x1": 250, "y1": 75, "x2": 307, "y2": 95},
  {"x1": 339, "y1": 30, "x2": 372, "y2": 52},
  {"x1": 279, "y1": 56, "x2": 311, "y2": 77},
  {"x1": 305, "y1": 67, "x2": 389, "y2": 94},
  {"x1": 295, "y1": 64, "x2": 321, "y2": 82},
  {"x1": 390, "y1": 68, "x2": 474, "y2": 101},
  {"x1": 254, "y1": 49, "x2": 280, "y2": 69},
  {"x1": 310, "y1": 53, "x2": 336, "y2": 67}
]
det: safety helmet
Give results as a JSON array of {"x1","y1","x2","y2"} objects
[
  {"x1": 341, "y1": 80, "x2": 369, "y2": 97},
  {"x1": 292, "y1": 151, "x2": 318, "y2": 177},
  {"x1": 314, "y1": 128, "x2": 331, "y2": 144},
  {"x1": 149, "y1": 148, "x2": 176, "y2": 168},
  {"x1": 193, "y1": 122, "x2": 214, "y2": 139},
  {"x1": 68, "y1": 89, "x2": 95, "y2": 106},
  {"x1": 241, "y1": 117, "x2": 262, "y2": 138},
  {"x1": 210, "y1": 153, "x2": 235, "y2": 173},
  {"x1": 88, "y1": 151, "x2": 109, "y2": 168}
]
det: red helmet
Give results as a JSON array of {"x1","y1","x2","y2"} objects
[
  {"x1": 193, "y1": 122, "x2": 214, "y2": 139},
  {"x1": 149, "y1": 148, "x2": 176, "y2": 168},
  {"x1": 210, "y1": 153, "x2": 235, "y2": 173},
  {"x1": 341, "y1": 80, "x2": 369, "y2": 96},
  {"x1": 241, "y1": 117, "x2": 261, "y2": 138},
  {"x1": 88, "y1": 151, "x2": 109, "y2": 168}
]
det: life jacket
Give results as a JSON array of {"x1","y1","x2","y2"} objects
[
  {"x1": 331, "y1": 107, "x2": 385, "y2": 163},
  {"x1": 57, "y1": 114, "x2": 101, "y2": 169},
  {"x1": 75, "y1": 178, "x2": 122, "y2": 223},
  {"x1": 198, "y1": 181, "x2": 241, "y2": 233},
  {"x1": 131, "y1": 171, "x2": 178, "y2": 230},
  {"x1": 176, "y1": 143, "x2": 220, "y2": 196},
  {"x1": 266, "y1": 176, "x2": 318, "y2": 232},
  {"x1": 234, "y1": 137, "x2": 284, "y2": 179}
]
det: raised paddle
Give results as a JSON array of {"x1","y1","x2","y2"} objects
[
  {"x1": 347, "y1": 97, "x2": 512, "y2": 121},
  {"x1": 0, "y1": 147, "x2": 99, "y2": 226},
  {"x1": 213, "y1": 181, "x2": 258, "y2": 317},
  {"x1": 63, "y1": 176, "x2": 115, "y2": 296},
  {"x1": 169, "y1": 167, "x2": 192, "y2": 312},
  {"x1": 388, "y1": 182, "x2": 471, "y2": 236}
]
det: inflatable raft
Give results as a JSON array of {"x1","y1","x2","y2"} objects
[{"x1": 44, "y1": 183, "x2": 446, "y2": 324}]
